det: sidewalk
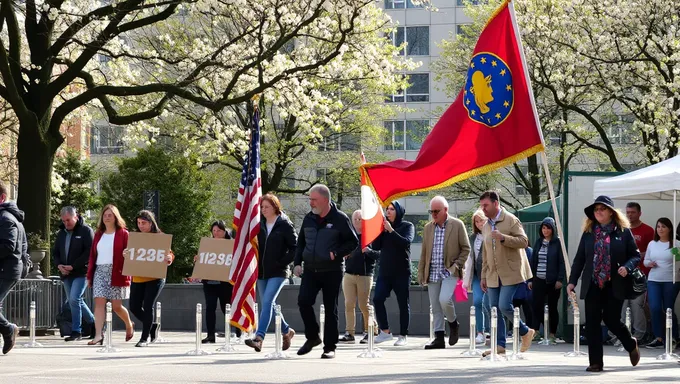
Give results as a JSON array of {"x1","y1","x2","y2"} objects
[{"x1": 1, "y1": 333, "x2": 678, "y2": 383}]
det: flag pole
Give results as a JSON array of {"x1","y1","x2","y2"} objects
[{"x1": 507, "y1": 1, "x2": 573, "y2": 296}]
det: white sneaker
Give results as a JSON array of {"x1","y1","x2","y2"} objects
[
  {"x1": 475, "y1": 333, "x2": 485, "y2": 345},
  {"x1": 374, "y1": 331, "x2": 394, "y2": 344},
  {"x1": 394, "y1": 335, "x2": 407, "y2": 346}
]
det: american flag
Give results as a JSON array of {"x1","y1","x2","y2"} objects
[{"x1": 229, "y1": 106, "x2": 262, "y2": 332}]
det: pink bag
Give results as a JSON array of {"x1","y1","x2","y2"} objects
[{"x1": 454, "y1": 279, "x2": 468, "y2": 302}]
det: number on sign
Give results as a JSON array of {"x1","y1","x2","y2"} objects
[
  {"x1": 198, "y1": 252, "x2": 233, "y2": 266},
  {"x1": 128, "y1": 248, "x2": 166, "y2": 263}
]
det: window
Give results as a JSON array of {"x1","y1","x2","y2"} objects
[
  {"x1": 608, "y1": 114, "x2": 636, "y2": 145},
  {"x1": 384, "y1": 120, "x2": 430, "y2": 150},
  {"x1": 385, "y1": 0, "x2": 425, "y2": 9},
  {"x1": 457, "y1": 0, "x2": 485, "y2": 6},
  {"x1": 384, "y1": 121, "x2": 405, "y2": 150},
  {"x1": 90, "y1": 124, "x2": 125, "y2": 154},
  {"x1": 390, "y1": 27, "x2": 429, "y2": 56},
  {"x1": 403, "y1": 214, "x2": 429, "y2": 242},
  {"x1": 406, "y1": 120, "x2": 430, "y2": 150},
  {"x1": 98, "y1": 54, "x2": 111, "y2": 63},
  {"x1": 405, "y1": 73, "x2": 429, "y2": 102}
]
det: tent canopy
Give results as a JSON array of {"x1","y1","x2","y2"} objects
[
  {"x1": 516, "y1": 196, "x2": 562, "y2": 223},
  {"x1": 593, "y1": 156, "x2": 680, "y2": 200}
]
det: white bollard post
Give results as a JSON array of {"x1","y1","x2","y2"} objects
[
  {"x1": 461, "y1": 306, "x2": 482, "y2": 357},
  {"x1": 152, "y1": 302, "x2": 167, "y2": 344},
  {"x1": 320, "y1": 304, "x2": 325, "y2": 341},
  {"x1": 429, "y1": 304, "x2": 434, "y2": 341},
  {"x1": 97, "y1": 302, "x2": 118, "y2": 353},
  {"x1": 564, "y1": 304, "x2": 587, "y2": 357},
  {"x1": 22, "y1": 301, "x2": 43, "y2": 348},
  {"x1": 358, "y1": 305, "x2": 383, "y2": 358},
  {"x1": 484, "y1": 307, "x2": 505, "y2": 361},
  {"x1": 618, "y1": 307, "x2": 631, "y2": 352},
  {"x1": 186, "y1": 304, "x2": 211, "y2": 355},
  {"x1": 266, "y1": 305, "x2": 289, "y2": 359},
  {"x1": 656, "y1": 308, "x2": 680, "y2": 360},
  {"x1": 217, "y1": 304, "x2": 236, "y2": 352},
  {"x1": 538, "y1": 304, "x2": 553, "y2": 345},
  {"x1": 508, "y1": 307, "x2": 525, "y2": 360}
]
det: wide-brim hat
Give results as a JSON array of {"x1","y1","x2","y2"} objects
[{"x1": 584, "y1": 195, "x2": 616, "y2": 221}]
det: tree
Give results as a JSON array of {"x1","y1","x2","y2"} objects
[
  {"x1": 0, "y1": 98, "x2": 17, "y2": 187},
  {"x1": 0, "y1": 0, "x2": 398, "y2": 270},
  {"x1": 100, "y1": 146, "x2": 213, "y2": 282}
]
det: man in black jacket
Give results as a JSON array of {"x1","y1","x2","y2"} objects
[
  {"x1": 293, "y1": 184, "x2": 358, "y2": 359},
  {"x1": 53, "y1": 206, "x2": 95, "y2": 341},
  {"x1": 0, "y1": 181, "x2": 27, "y2": 354}
]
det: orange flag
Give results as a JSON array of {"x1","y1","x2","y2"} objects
[{"x1": 360, "y1": 153, "x2": 384, "y2": 249}]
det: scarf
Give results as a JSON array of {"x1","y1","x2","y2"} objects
[{"x1": 592, "y1": 222, "x2": 614, "y2": 288}]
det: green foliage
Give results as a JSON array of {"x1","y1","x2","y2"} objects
[
  {"x1": 100, "y1": 146, "x2": 214, "y2": 282},
  {"x1": 51, "y1": 149, "x2": 100, "y2": 235},
  {"x1": 27, "y1": 232, "x2": 50, "y2": 251}
]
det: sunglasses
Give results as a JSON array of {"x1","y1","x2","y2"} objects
[
  {"x1": 594, "y1": 206, "x2": 609, "y2": 212},
  {"x1": 428, "y1": 209, "x2": 441, "y2": 215}
]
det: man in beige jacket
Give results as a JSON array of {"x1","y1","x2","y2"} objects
[
  {"x1": 418, "y1": 196, "x2": 470, "y2": 349},
  {"x1": 479, "y1": 191, "x2": 535, "y2": 356}
]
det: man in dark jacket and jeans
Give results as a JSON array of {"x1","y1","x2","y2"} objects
[
  {"x1": 53, "y1": 206, "x2": 96, "y2": 341},
  {"x1": 293, "y1": 184, "x2": 358, "y2": 359},
  {"x1": 0, "y1": 181, "x2": 27, "y2": 354}
]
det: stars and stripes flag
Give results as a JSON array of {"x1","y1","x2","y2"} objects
[{"x1": 229, "y1": 103, "x2": 262, "y2": 332}]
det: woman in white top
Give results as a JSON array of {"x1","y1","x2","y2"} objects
[
  {"x1": 643, "y1": 217, "x2": 678, "y2": 349},
  {"x1": 463, "y1": 209, "x2": 488, "y2": 345}
]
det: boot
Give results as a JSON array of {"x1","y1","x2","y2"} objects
[
  {"x1": 150, "y1": 323, "x2": 159, "y2": 343},
  {"x1": 448, "y1": 321, "x2": 460, "y2": 346},
  {"x1": 424, "y1": 331, "x2": 446, "y2": 349}
]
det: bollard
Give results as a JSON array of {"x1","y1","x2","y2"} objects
[
  {"x1": 618, "y1": 307, "x2": 631, "y2": 352},
  {"x1": 461, "y1": 306, "x2": 482, "y2": 357},
  {"x1": 251, "y1": 303, "x2": 259, "y2": 340},
  {"x1": 152, "y1": 301, "x2": 167, "y2": 344},
  {"x1": 266, "y1": 305, "x2": 289, "y2": 359},
  {"x1": 358, "y1": 305, "x2": 383, "y2": 358},
  {"x1": 429, "y1": 305, "x2": 434, "y2": 341},
  {"x1": 564, "y1": 304, "x2": 587, "y2": 357},
  {"x1": 508, "y1": 307, "x2": 525, "y2": 360},
  {"x1": 97, "y1": 302, "x2": 118, "y2": 353},
  {"x1": 186, "y1": 304, "x2": 211, "y2": 356},
  {"x1": 656, "y1": 308, "x2": 680, "y2": 361},
  {"x1": 537, "y1": 305, "x2": 553, "y2": 345},
  {"x1": 483, "y1": 307, "x2": 504, "y2": 361},
  {"x1": 22, "y1": 301, "x2": 43, "y2": 348},
  {"x1": 320, "y1": 304, "x2": 325, "y2": 341},
  {"x1": 216, "y1": 304, "x2": 236, "y2": 353}
]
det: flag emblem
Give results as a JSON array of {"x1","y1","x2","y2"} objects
[{"x1": 464, "y1": 52, "x2": 514, "y2": 128}]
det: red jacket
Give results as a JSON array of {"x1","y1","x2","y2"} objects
[{"x1": 86, "y1": 228, "x2": 130, "y2": 287}]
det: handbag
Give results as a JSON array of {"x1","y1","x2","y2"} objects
[
  {"x1": 623, "y1": 267, "x2": 647, "y2": 300},
  {"x1": 454, "y1": 279, "x2": 468, "y2": 302}
]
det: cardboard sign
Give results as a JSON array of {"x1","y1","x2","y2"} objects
[
  {"x1": 122, "y1": 232, "x2": 173, "y2": 279},
  {"x1": 191, "y1": 238, "x2": 235, "y2": 282}
]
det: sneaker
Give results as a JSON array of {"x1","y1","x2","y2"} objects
[
  {"x1": 2, "y1": 324, "x2": 18, "y2": 354},
  {"x1": 645, "y1": 339, "x2": 664, "y2": 349},
  {"x1": 374, "y1": 331, "x2": 394, "y2": 344},
  {"x1": 135, "y1": 340, "x2": 149, "y2": 347},
  {"x1": 532, "y1": 332, "x2": 542, "y2": 342},
  {"x1": 321, "y1": 350, "x2": 335, "y2": 359},
  {"x1": 339, "y1": 333, "x2": 356, "y2": 344},
  {"x1": 613, "y1": 339, "x2": 622, "y2": 347},
  {"x1": 475, "y1": 333, "x2": 485, "y2": 345},
  {"x1": 549, "y1": 336, "x2": 557, "y2": 345},
  {"x1": 394, "y1": 335, "x2": 408, "y2": 346},
  {"x1": 520, "y1": 329, "x2": 535, "y2": 352},
  {"x1": 360, "y1": 333, "x2": 369, "y2": 344}
]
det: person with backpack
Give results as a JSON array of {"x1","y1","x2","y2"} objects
[{"x1": 0, "y1": 181, "x2": 28, "y2": 354}]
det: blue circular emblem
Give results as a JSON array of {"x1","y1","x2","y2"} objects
[{"x1": 463, "y1": 52, "x2": 514, "y2": 128}]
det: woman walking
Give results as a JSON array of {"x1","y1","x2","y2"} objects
[
  {"x1": 86, "y1": 204, "x2": 134, "y2": 345},
  {"x1": 567, "y1": 195, "x2": 641, "y2": 372},
  {"x1": 463, "y1": 209, "x2": 489, "y2": 345},
  {"x1": 129, "y1": 210, "x2": 174, "y2": 347},
  {"x1": 245, "y1": 194, "x2": 297, "y2": 352}
]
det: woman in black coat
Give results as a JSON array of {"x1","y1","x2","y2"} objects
[{"x1": 567, "y1": 196, "x2": 641, "y2": 372}]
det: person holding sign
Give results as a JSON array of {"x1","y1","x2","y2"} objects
[
  {"x1": 129, "y1": 210, "x2": 174, "y2": 347},
  {"x1": 86, "y1": 205, "x2": 134, "y2": 345},
  {"x1": 245, "y1": 194, "x2": 297, "y2": 352}
]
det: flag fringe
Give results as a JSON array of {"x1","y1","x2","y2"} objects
[{"x1": 483, "y1": 0, "x2": 511, "y2": 30}]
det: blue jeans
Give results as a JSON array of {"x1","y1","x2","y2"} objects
[
  {"x1": 486, "y1": 282, "x2": 529, "y2": 348},
  {"x1": 648, "y1": 281, "x2": 679, "y2": 341},
  {"x1": 472, "y1": 276, "x2": 488, "y2": 334},
  {"x1": 256, "y1": 277, "x2": 289, "y2": 339},
  {"x1": 63, "y1": 276, "x2": 94, "y2": 334}
]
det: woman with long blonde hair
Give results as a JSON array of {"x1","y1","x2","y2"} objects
[{"x1": 462, "y1": 209, "x2": 488, "y2": 345}]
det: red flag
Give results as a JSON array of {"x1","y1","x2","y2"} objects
[
  {"x1": 360, "y1": 153, "x2": 384, "y2": 248},
  {"x1": 361, "y1": 0, "x2": 544, "y2": 206},
  {"x1": 229, "y1": 107, "x2": 261, "y2": 332}
]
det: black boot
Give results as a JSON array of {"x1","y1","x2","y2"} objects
[
  {"x1": 448, "y1": 321, "x2": 460, "y2": 346},
  {"x1": 424, "y1": 331, "x2": 446, "y2": 349},
  {"x1": 150, "y1": 323, "x2": 159, "y2": 343}
]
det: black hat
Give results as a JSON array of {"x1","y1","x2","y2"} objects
[{"x1": 584, "y1": 195, "x2": 615, "y2": 220}]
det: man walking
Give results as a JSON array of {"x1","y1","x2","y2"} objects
[
  {"x1": 53, "y1": 206, "x2": 96, "y2": 341},
  {"x1": 417, "y1": 196, "x2": 470, "y2": 349},
  {"x1": 0, "y1": 181, "x2": 27, "y2": 354},
  {"x1": 624, "y1": 202, "x2": 654, "y2": 342},
  {"x1": 294, "y1": 185, "x2": 358, "y2": 359}
]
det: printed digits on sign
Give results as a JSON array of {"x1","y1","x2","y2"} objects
[
  {"x1": 147, "y1": 249, "x2": 157, "y2": 262},
  {"x1": 225, "y1": 254, "x2": 233, "y2": 266},
  {"x1": 128, "y1": 248, "x2": 135, "y2": 260},
  {"x1": 136, "y1": 248, "x2": 147, "y2": 261},
  {"x1": 217, "y1": 253, "x2": 225, "y2": 265},
  {"x1": 156, "y1": 249, "x2": 166, "y2": 263}
]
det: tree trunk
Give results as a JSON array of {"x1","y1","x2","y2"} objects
[{"x1": 16, "y1": 122, "x2": 57, "y2": 277}]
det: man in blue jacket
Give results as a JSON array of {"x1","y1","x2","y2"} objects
[{"x1": 293, "y1": 184, "x2": 358, "y2": 359}]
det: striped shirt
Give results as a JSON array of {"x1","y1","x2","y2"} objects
[
  {"x1": 429, "y1": 221, "x2": 449, "y2": 282},
  {"x1": 536, "y1": 240, "x2": 549, "y2": 279}
]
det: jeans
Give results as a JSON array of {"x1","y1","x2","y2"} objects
[
  {"x1": 647, "y1": 281, "x2": 679, "y2": 341},
  {"x1": 298, "y1": 270, "x2": 343, "y2": 352},
  {"x1": 202, "y1": 282, "x2": 241, "y2": 338},
  {"x1": 62, "y1": 276, "x2": 95, "y2": 334},
  {"x1": 130, "y1": 279, "x2": 165, "y2": 342},
  {"x1": 0, "y1": 279, "x2": 17, "y2": 336},
  {"x1": 472, "y1": 276, "x2": 488, "y2": 333},
  {"x1": 256, "y1": 277, "x2": 289, "y2": 339},
  {"x1": 486, "y1": 282, "x2": 529, "y2": 348},
  {"x1": 426, "y1": 276, "x2": 457, "y2": 332},
  {"x1": 373, "y1": 274, "x2": 410, "y2": 336},
  {"x1": 531, "y1": 278, "x2": 560, "y2": 335}
]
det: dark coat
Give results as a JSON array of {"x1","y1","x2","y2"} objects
[
  {"x1": 373, "y1": 201, "x2": 414, "y2": 277},
  {"x1": 257, "y1": 213, "x2": 297, "y2": 279},
  {"x1": 0, "y1": 202, "x2": 28, "y2": 280},
  {"x1": 530, "y1": 217, "x2": 566, "y2": 284},
  {"x1": 345, "y1": 243, "x2": 379, "y2": 276},
  {"x1": 52, "y1": 215, "x2": 95, "y2": 279}
]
